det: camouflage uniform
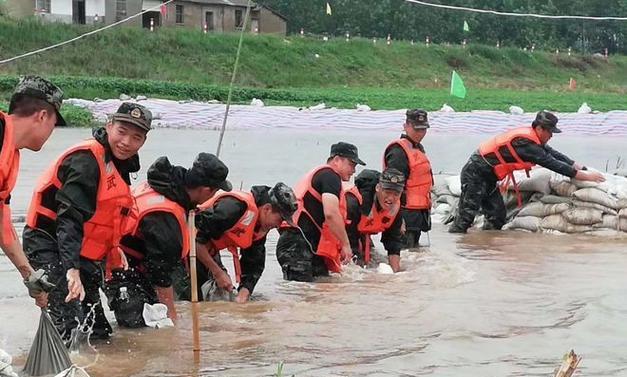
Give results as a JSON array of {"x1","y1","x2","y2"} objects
[{"x1": 450, "y1": 153, "x2": 507, "y2": 233}]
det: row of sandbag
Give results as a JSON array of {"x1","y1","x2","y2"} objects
[{"x1": 506, "y1": 172, "x2": 627, "y2": 234}]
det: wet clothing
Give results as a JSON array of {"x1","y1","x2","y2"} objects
[
  {"x1": 451, "y1": 134, "x2": 577, "y2": 232},
  {"x1": 276, "y1": 167, "x2": 342, "y2": 282},
  {"x1": 173, "y1": 187, "x2": 269, "y2": 300},
  {"x1": 105, "y1": 157, "x2": 193, "y2": 327},
  {"x1": 0, "y1": 114, "x2": 19, "y2": 242},
  {"x1": 23, "y1": 127, "x2": 140, "y2": 339},
  {"x1": 345, "y1": 187, "x2": 403, "y2": 264},
  {"x1": 28, "y1": 251, "x2": 112, "y2": 342},
  {"x1": 383, "y1": 134, "x2": 432, "y2": 247}
]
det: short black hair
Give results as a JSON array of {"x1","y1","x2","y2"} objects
[{"x1": 9, "y1": 94, "x2": 56, "y2": 118}]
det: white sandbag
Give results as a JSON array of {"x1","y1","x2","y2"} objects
[
  {"x1": 377, "y1": 263, "x2": 394, "y2": 274},
  {"x1": 54, "y1": 365, "x2": 91, "y2": 377},
  {"x1": 142, "y1": 303, "x2": 174, "y2": 329},
  {"x1": 618, "y1": 199, "x2": 627, "y2": 209},
  {"x1": 505, "y1": 216, "x2": 540, "y2": 232},
  {"x1": 573, "y1": 188, "x2": 618, "y2": 209},
  {"x1": 550, "y1": 179, "x2": 577, "y2": 197},
  {"x1": 509, "y1": 168, "x2": 552, "y2": 194},
  {"x1": 561, "y1": 208, "x2": 603, "y2": 225},
  {"x1": 518, "y1": 202, "x2": 570, "y2": 217},
  {"x1": 445, "y1": 175, "x2": 462, "y2": 196},
  {"x1": 540, "y1": 214, "x2": 594, "y2": 233},
  {"x1": 592, "y1": 215, "x2": 627, "y2": 231},
  {"x1": 0, "y1": 349, "x2": 18, "y2": 377},
  {"x1": 433, "y1": 183, "x2": 452, "y2": 198},
  {"x1": 619, "y1": 208, "x2": 627, "y2": 219},
  {"x1": 539, "y1": 195, "x2": 572, "y2": 204},
  {"x1": 571, "y1": 199, "x2": 617, "y2": 215},
  {"x1": 436, "y1": 194, "x2": 458, "y2": 208},
  {"x1": 434, "y1": 203, "x2": 452, "y2": 215}
]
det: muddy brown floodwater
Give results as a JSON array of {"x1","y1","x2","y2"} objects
[{"x1": 1, "y1": 128, "x2": 626, "y2": 376}]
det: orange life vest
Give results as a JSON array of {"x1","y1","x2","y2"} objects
[
  {"x1": 108, "y1": 181, "x2": 190, "y2": 272},
  {"x1": 0, "y1": 112, "x2": 20, "y2": 203},
  {"x1": 198, "y1": 191, "x2": 262, "y2": 283},
  {"x1": 345, "y1": 185, "x2": 400, "y2": 264},
  {"x1": 479, "y1": 126, "x2": 542, "y2": 180},
  {"x1": 289, "y1": 165, "x2": 347, "y2": 273},
  {"x1": 384, "y1": 138, "x2": 432, "y2": 210},
  {"x1": 26, "y1": 139, "x2": 133, "y2": 261},
  {"x1": 478, "y1": 127, "x2": 542, "y2": 207},
  {"x1": 0, "y1": 112, "x2": 20, "y2": 242}
]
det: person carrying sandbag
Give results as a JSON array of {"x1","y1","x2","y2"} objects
[{"x1": 449, "y1": 111, "x2": 604, "y2": 233}]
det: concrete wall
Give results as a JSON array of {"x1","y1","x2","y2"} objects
[
  {"x1": 162, "y1": 2, "x2": 224, "y2": 32},
  {"x1": 1, "y1": 0, "x2": 35, "y2": 18},
  {"x1": 258, "y1": 7, "x2": 286, "y2": 35},
  {"x1": 105, "y1": 0, "x2": 141, "y2": 26}
]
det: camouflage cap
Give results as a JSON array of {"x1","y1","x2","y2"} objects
[
  {"x1": 406, "y1": 109, "x2": 429, "y2": 129},
  {"x1": 12, "y1": 75, "x2": 65, "y2": 126},
  {"x1": 533, "y1": 110, "x2": 561, "y2": 133},
  {"x1": 379, "y1": 168, "x2": 405, "y2": 192},
  {"x1": 111, "y1": 102, "x2": 152, "y2": 132},
  {"x1": 268, "y1": 182, "x2": 298, "y2": 226}
]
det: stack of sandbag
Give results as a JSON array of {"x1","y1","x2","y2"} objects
[
  {"x1": 506, "y1": 170, "x2": 627, "y2": 234},
  {"x1": 431, "y1": 174, "x2": 461, "y2": 220},
  {"x1": 430, "y1": 168, "x2": 552, "y2": 222}
]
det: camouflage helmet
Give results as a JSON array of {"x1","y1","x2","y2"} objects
[
  {"x1": 10, "y1": 76, "x2": 65, "y2": 126},
  {"x1": 269, "y1": 182, "x2": 297, "y2": 226}
]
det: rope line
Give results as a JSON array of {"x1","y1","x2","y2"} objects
[
  {"x1": 404, "y1": 0, "x2": 627, "y2": 21},
  {"x1": 0, "y1": 0, "x2": 176, "y2": 65}
]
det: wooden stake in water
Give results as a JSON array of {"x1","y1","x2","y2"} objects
[
  {"x1": 553, "y1": 350, "x2": 582, "y2": 377},
  {"x1": 188, "y1": 210, "x2": 201, "y2": 360}
]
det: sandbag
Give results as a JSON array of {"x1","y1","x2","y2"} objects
[
  {"x1": 570, "y1": 178, "x2": 609, "y2": 192},
  {"x1": 505, "y1": 216, "x2": 540, "y2": 232},
  {"x1": 445, "y1": 175, "x2": 462, "y2": 196},
  {"x1": 433, "y1": 203, "x2": 452, "y2": 215},
  {"x1": 571, "y1": 199, "x2": 617, "y2": 215},
  {"x1": 510, "y1": 168, "x2": 552, "y2": 194},
  {"x1": 432, "y1": 183, "x2": 452, "y2": 198},
  {"x1": 561, "y1": 208, "x2": 603, "y2": 225},
  {"x1": 539, "y1": 195, "x2": 572, "y2": 204},
  {"x1": 619, "y1": 208, "x2": 627, "y2": 219},
  {"x1": 573, "y1": 188, "x2": 618, "y2": 209},
  {"x1": 518, "y1": 202, "x2": 570, "y2": 217},
  {"x1": 619, "y1": 199, "x2": 627, "y2": 209},
  {"x1": 550, "y1": 179, "x2": 577, "y2": 197},
  {"x1": 592, "y1": 215, "x2": 627, "y2": 231},
  {"x1": 435, "y1": 194, "x2": 458, "y2": 208},
  {"x1": 24, "y1": 309, "x2": 72, "y2": 376},
  {"x1": 540, "y1": 214, "x2": 594, "y2": 233}
]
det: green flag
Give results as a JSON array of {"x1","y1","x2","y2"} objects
[
  {"x1": 450, "y1": 70, "x2": 467, "y2": 99},
  {"x1": 463, "y1": 20, "x2": 470, "y2": 32}
]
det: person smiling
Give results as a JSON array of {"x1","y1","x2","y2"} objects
[{"x1": 23, "y1": 102, "x2": 151, "y2": 343}]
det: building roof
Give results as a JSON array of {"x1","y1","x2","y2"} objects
[{"x1": 176, "y1": 0, "x2": 287, "y2": 20}]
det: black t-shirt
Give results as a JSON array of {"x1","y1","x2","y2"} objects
[{"x1": 297, "y1": 167, "x2": 342, "y2": 248}]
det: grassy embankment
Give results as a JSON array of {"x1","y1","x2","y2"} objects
[{"x1": 1, "y1": 17, "x2": 626, "y2": 114}]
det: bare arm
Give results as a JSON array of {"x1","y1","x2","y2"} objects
[
  {"x1": 196, "y1": 242, "x2": 233, "y2": 291},
  {"x1": 322, "y1": 193, "x2": 352, "y2": 262},
  {"x1": 155, "y1": 286, "x2": 177, "y2": 320},
  {"x1": 0, "y1": 204, "x2": 32, "y2": 278}
]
